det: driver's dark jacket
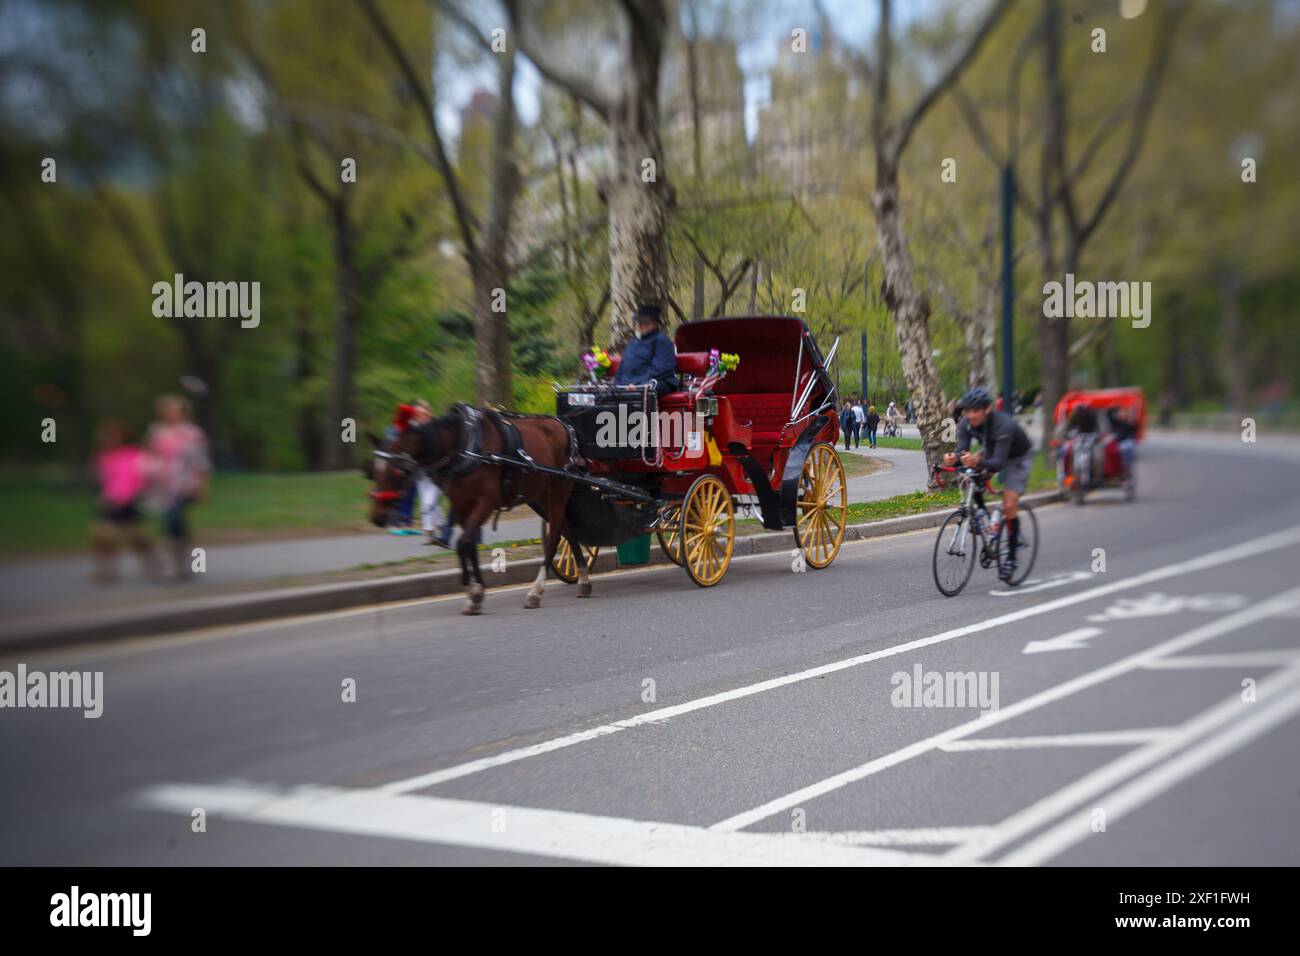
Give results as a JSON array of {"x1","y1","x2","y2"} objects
[
  {"x1": 613, "y1": 329, "x2": 679, "y2": 391},
  {"x1": 955, "y1": 409, "x2": 1032, "y2": 473}
]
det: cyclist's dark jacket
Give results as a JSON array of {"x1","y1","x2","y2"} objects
[{"x1": 956, "y1": 409, "x2": 1032, "y2": 473}]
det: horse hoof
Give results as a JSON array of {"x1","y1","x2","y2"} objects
[
  {"x1": 577, "y1": 582, "x2": 593, "y2": 598},
  {"x1": 524, "y1": 594, "x2": 541, "y2": 609},
  {"x1": 462, "y1": 603, "x2": 482, "y2": 616}
]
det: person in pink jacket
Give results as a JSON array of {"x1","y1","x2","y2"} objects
[{"x1": 90, "y1": 419, "x2": 160, "y2": 584}]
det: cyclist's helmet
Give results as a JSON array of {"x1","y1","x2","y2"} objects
[{"x1": 960, "y1": 386, "x2": 994, "y2": 410}]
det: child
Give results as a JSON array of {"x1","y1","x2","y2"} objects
[{"x1": 91, "y1": 420, "x2": 160, "y2": 584}]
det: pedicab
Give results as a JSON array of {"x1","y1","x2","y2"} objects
[
  {"x1": 549, "y1": 316, "x2": 847, "y2": 587},
  {"x1": 1053, "y1": 386, "x2": 1146, "y2": 504}
]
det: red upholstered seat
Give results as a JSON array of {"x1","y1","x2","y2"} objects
[
  {"x1": 725, "y1": 393, "x2": 791, "y2": 445},
  {"x1": 675, "y1": 351, "x2": 710, "y2": 376}
]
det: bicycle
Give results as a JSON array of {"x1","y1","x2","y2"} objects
[{"x1": 931, "y1": 466, "x2": 1039, "y2": 596}]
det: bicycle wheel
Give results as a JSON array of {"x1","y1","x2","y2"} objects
[
  {"x1": 933, "y1": 510, "x2": 976, "y2": 597},
  {"x1": 1004, "y1": 505, "x2": 1039, "y2": 587}
]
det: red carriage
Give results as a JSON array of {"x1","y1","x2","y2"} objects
[
  {"x1": 551, "y1": 316, "x2": 847, "y2": 587},
  {"x1": 1053, "y1": 386, "x2": 1146, "y2": 504}
]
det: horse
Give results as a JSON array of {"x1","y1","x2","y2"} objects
[{"x1": 367, "y1": 403, "x2": 591, "y2": 614}]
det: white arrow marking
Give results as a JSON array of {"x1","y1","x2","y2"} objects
[{"x1": 1022, "y1": 626, "x2": 1105, "y2": 655}]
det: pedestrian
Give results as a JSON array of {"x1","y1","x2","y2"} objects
[
  {"x1": 866, "y1": 405, "x2": 880, "y2": 448},
  {"x1": 145, "y1": 394, "x2": 210, "y2": 580},
  {"x1": 411, "y1": 400, "x2": 451, "y2": 547},
  {"x1": 851, "y1": 400, "x2": 865, "y2": 448},
  {"x1": 89, "y1": 419, "x2": 160, "y2": 584},
  {"x1": 839, "y1": 401, "x2": 854, "y2": 451}
]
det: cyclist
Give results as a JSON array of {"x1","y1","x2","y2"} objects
[{"x1": 943, "y1": 386, "x2": 1034, "y2": 581}]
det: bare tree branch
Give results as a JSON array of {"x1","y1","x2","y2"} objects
[
  {"x1": 1076, "y1": 0, "x2": 1187, "y2": 247},
  {"x1": 504, "y1": 0, "x2": 614, "y2": 120},
  {"x1": 355, "y1": 0, "x2": 479, "y2": 259},
  {"x1": 894, "y1": 0, "x2": 1015, "y2": 157}
]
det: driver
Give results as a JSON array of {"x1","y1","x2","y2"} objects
[
  {"x1": 943, "y1": 386, "x2": 1034, "y2": 582},
  {"x1": 613, "y1": 304, "x2": 679, "y2": 395}
]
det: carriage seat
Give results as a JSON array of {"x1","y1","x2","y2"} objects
[
  {"x1": 656, "y1": 390, "x2": 752, "y2": 449},
  {"x1": 723, "y1": 394, "x2": 792, "y2": 446}
]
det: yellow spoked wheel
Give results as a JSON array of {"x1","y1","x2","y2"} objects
[
  {"x1": 679, "y1": 474, "x2": 735, "y2": 587},
  {"x1": 543, "y1": 522, "x2": 599, "y2": 584},
  {"x1": 794, "y1": 442, "x2": 847, "y2": 569},
  {"x1": 655, "y1": 504, "x2": 683, "y2": 566}
]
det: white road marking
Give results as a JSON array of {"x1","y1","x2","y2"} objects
[
  {"x1": 1142, "y1": 651, "x2": 1300, "y2": 670},
  {"x1": 1022, "y1": 626, "x2": 1105, "y2": 655},
  {"x1": 990, "y1": 571, "x2": 1092, "y2": 596},
  {"x1": 1085, "y1": 592, "x2": 1247, "y2": 623},
  {"x1": 939, "y1": 729, "x2": 1174, "y2": 751},
  {"x1": 379, "y1": 525, "x2": 1300, "y2": 797},
  {"x1": 135, "y1": 782, "x2": 926, "y2": 867},
  {"x1": 992, "y1": 662, "x2": 1300, "y2": 866},
  {"x1": 796, "y1": 826, "x2": 997, "y2": 847},
  {"x1": 709, "y1": 586, "x2": 1300, "y2": 833}
]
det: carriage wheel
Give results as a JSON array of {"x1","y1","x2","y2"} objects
[
  {"x1": 542, "y1": 522, "x2": 598, "y2": 584},
  {"x1": 794, "y1": 442, "x2": 847, "y2": 569},
  {"x1": 655, "y1": 504, "x2": 683, "y2": 566},
  {"x1": 679, "y1": 474, "x2": 735, "y2": 587}
]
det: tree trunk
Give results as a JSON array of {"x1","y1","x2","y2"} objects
[
  {"x1": 326, "y1": 195, "x2": 358, "y2": 470},
  {"x1": 471, "y1": 253, "x2": 511, "y2": 407},
  {"x1": 872, "y1": 166, "x2": 948, "y2": 472},
  {"x1": 692, "y1": 257, "x2": 705, "y2": 319},
  {"x1": 606, "y1": 120, "x2": 670, "y2": 348},
  {"x1": 1217, "y1": 267, "x2": 1250, "y2": 414},
  {"x1": 960, "y1": 309, "x2": 998, "y2": 392},
  {"x1": 294, "y1": 301, "x2": 322, "y2": 469},
  {"x1": 1036, "y1": 237, "x2": 1076, "y2": 453}
]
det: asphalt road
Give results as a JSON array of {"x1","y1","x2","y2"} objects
[{"x1": 2, "y1": 432, "x2": 1298, "y2": 866}]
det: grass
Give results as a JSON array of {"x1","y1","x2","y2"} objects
[
  {"x1": 871, "y1": 435, "x2": 924, "y2": 451},
  {"x1": 0, "y1": 470, "x2": 374, "y2": 557},
  {"x1": 835, "y1": 451, "x2": 890, "y2": 479}
]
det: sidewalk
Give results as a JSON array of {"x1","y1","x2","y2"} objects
[{"x1": 0, "y1": 445, "x2": 931, "y2": 619}]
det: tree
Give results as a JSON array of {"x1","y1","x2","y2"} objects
[
  {"x1": 509, "y1": 0, "x2": 673, "y2": 346},
  {"x1": 864, "y1": 0, "x2": 1013, "y2": 473},
  {"x1": 357, "y1": 0, "x2": 521, "y2": 407}
]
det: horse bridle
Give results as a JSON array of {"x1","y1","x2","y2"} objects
[{"x1": 367, "y1": 448, "x2": 421, "y2": 503}]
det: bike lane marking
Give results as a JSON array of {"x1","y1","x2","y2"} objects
[
  {"x1": 375, "y1": 524, "x2": 1300, "y2": 796},
  {"x1": 709, "y1": 585, "x2": 1300, "y2": 833},
  {"x1": 134, "y1": 782, "x2": 925, "y2": 867},
  {"x1": 978, "y1": 660, "x2": 1300, "y2": 866}
]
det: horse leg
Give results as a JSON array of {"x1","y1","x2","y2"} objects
[
  {"x1": 460, "y1": 502, "x2": 491, "y2": 615},
  {"x1": 562, "y1": 526, "x2": 593, "y2": 598},
  {"x1": 526, "y1": 513, "x2": 563, "y2": 609}
]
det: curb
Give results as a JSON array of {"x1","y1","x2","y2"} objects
[{"x1": 0, "y1": 490, "x2": 1061, "y2": 652}]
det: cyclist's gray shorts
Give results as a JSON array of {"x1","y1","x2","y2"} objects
[{"x1": 999, "y1": 455, "x2": 1032, "y2": 494}]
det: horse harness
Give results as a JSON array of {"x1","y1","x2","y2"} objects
[{"x1": 429, "y1": 403, "x2": 583, "y2": 529}]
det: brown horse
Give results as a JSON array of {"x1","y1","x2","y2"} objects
[{"x1": 368, "y1": 404, "x2": 589, "y2": 614}]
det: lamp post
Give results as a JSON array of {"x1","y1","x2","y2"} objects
[
  {"x1": 1000, "y1": 163, "x2": 1015, "y2": 412},
  {"x1": 861, "y1": 258, "x2": 871, "y2": 403}
]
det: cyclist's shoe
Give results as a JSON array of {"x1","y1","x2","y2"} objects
[{"x1": 999, "y1": 559, "x2": 1017, "y2": 583}]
